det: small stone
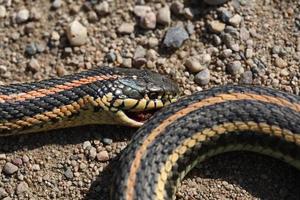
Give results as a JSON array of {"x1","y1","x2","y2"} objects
[
  {"x1": 184, "y1": 7, "x2": 196, "y2": 20},
  {"x1": 88, "y1": 11, "x2": 98, "y2": 22},
  {"x1": 83, "y1": 141, "x2": 92, "y2": 150},
  {"x1": 240, "y1": 27, "x2": 250, "y2": 41},
  {"x1": 122, "y1": 58, "x2": 132, "y2": 68},
  {"x1": 25, "y1": 43, "x2": 37, "y2": 56},
  {"x1": 133, "y1": 5, "x2": 151, "y2": 18},
  {"x1": 22, "y1": 155, "x2": 30, "y2": 163},
  {"x1": 195, "y1": 68, "x2": 210, "y2": 86},
  {"x1": 0, "y1": 6, "x2": 6, "y2": 18},
  {"x1": 186, "y1": 21, "x2": 195, "y2": 35},
  {"x1": 170, "y1": 1, "x2": 184, "y2": 15},
  {"x1": 139, "y1": 11, "x2": 156, "y2": 29},
  {"x1": 163, "y1": 26, "x2": 189, "y2": 49},
  {"x1": 134, "y1": 46, "x2": 146, "y2": 60},
  {"x1": 32, "y1": 164, "x2": 40, "y2": 171},
  {"x1": 52, "y1": 0, "x2": 62, "y2": 9},
  {"x1": 56, "y1": 65, "x2": 67, "y2": 76},
  {"x1": 118, "y1": 23, "x2": 135, "y2": 34},
  {"x1": 89, "y1": 147, "x2": 97, "y2": 160},
  {"x1": 218, "y1": 8, "x2": 232, "y2": 23},
  {"x1": 229, "y1": 14, "x2": 242, "y2": 27},
  {"x1": 95, "y1": 1, "x2": 110, "y2": 16},
  {"x1": 79, "y1": 163, "x2": 87, "y2": 170},
  {"x1": 27, "y1": 58, "x2": 40, "y2": 73},
  {"x1": 146, "y1": 49, "x2": 158, "y2": 61},
  {"x1": 35, "y1": 42, "x2": 46, "y2": 53},
  {"x1": 30, "y1": 8, "x2": 42, "y2": 21},
  {"x1": 64, "y1": 167, "x2": 73, "y2": 179},
  {"x1": 227, "y1": 61, "x2": 244, "y2": 75},
  {"x1": 274, "y1": 57, "x2": 288, "y2": 68},
  {"x1": 245, "y1": 48, "x2": 253, "y2": 58},
  {"x1": 280, "y1": 68, "x2": 289, "y2": 76},
  {"x1": 16, "y1": 182, "x2": 29, "y2": 194},
  {"x1": 0, "y1": 187, "x2": 8, "y2": 198},
  {"x1": 96, "y1": 151, "x2": 109, "y2": 162},
  {"x1": 12, "y1": 158, "x2": 23, "y2": 167},
  {"x1": 229, "y1": 43, "x2": 240, "y2": 52},
  {"x1": 106, "y1": 52, "x2": 116, "y2": 62},
  {"x1": 221, "y1": 49, "x2": 232, "y2": 58},
  {"x1": 185, "y1": 58, "x2": 203, "y2": 73},
  {"x1": 240, "y1": 71, "x2": 253, "y2": 84},
  {"x1": 157, "y1": 6, "x2": 171, "y2": 26},
  {"x1": 0, "y1": 153, "x2": 6, "y2": 160},
  {"x1": 148, "y1": 37, "x2": 159, "y2": 47},
  {"x1": 66, "y1": 20, "x2": 87, "y2": 46},
  {"x1": 208, "y1": 20, "x2": 225, "y2": 33},
  {"x1": 51, "y1": 31, "x2": 60, "y2": 41},
  {"x1": 3, "y1": 162, "x2": 18, "y2": 175},
  {"x1": 102, "y1": 138, "x2": 113, "y2": 145},
  {"x1": 16, "y1": 9, "x2": 29, "y2": 23}
]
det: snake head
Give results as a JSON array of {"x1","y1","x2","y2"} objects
[{"x1": 97, "y1": 67, "x2": 180, "y2": 127}]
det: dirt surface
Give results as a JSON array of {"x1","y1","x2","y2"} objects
[{"x1": 0, "y1": 0, "x2": 300, "y2": 199}]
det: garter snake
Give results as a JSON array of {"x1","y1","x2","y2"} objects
[{"x1": 0, "y1": 67, "x2": 299, "y2": 200}]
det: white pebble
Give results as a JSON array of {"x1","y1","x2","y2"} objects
[{"x1": 66, "y1": 20, "x2": 87, "y2": 46}]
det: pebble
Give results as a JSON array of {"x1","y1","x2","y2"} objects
[
  {"x1": 122, "y1": 58, "x2": 132, "y2": 68},
  {"x1": 274, "y1": 57, "x2": 288, "y2": 68},
  {"x1": 186, "y1": 21, "x2": 195, "y2": 35},
  {"x1": 245, "y1": 48, "x2": 253, "y2": 58},
  {"x1": 118, "y1": 23, "x2": 135, "y2": 34},
  {"x1": 170, "y1": 1, "x2": 184, "y2": 15},
  {"x1": 16, "y1": 182, "x2": 29, "y2": 194},
  {"x1": 88, "y1": 11, "x2": 98, "y2": 22},
  {"x1": 51, "y1": 31, "x2": 60, "y2": 41},
  {"x1": 133, "y1": 5, "x2": 151, "y2": 18},
  {"x1": 240, "y1": 71, "x2": 253, "y2": 84},
  {"x1": 95, "y1": 1, "x2": 110, "y2": 16},
  {"x1": 83, "y1": 141, "x2": 92, "y2": 150},
  {"x1": 102, "y1": 138, "x2": 113, "y2": 145},
  {"x1": 208, "y1": 20, "x2": 225, "y2": 33},
  {"x1": 240, "y1": 27, "x2": 250, "y2": 41},
  {"x1": 139, "y1": 11, "x2": 156, "y2": 29},
  {"x1": 96, "y1": 151, "x2": 109, "y2": 162},
  {"x1": 32, "y1": 164, "x2": 40, "y2": 171},
  {"x1": 12, "y1": 158, "x2": 23, "y2": 167},
  {"x1": 66, "y1": 21, "x2": 88, "y2": 46},
  {"x1": 134, "y1": 45, "x2": 146, "y2": 60},
  {"x1": 106, "y1": 52, "x2": 116, "y2": 62},
  {"x1": 227, "y1": 61, "x2": 244, "y2": 75},
  {"x1": 157, "y1": 6, "x2": 171, "y2": 26},
  {"x1": 183, "y1": 8, "x2": 194, "y2": 20},
  {"x1": 64, "y1": 167, "x2": 73, "y2": 179},
  {"x1": 52, "y1": 0, "x2": 62, "y2": 9},
  {"x1": 22, "y1": 155, "x2": 30, "y2": 163},
  {"x1": 280, "y1": 68, "x2": 289, "y2": 76},
  {"x1": 0, "y1": 6, "x2": 6, "y2": 18},
  {"x1": 0, "y1": 153, "x2": 6, "y2": 160},
  {"x1": 163, "y1": 26, "x2": 189, "y2": 49},
  {"x1": 0, "y1": 187, "x2": 8, "y2": 198},
  {"x1": 218, "y1": 8, "x2": 232, "y2": 23},
  {"x1": 27, "y1": 58, "x2": 40, "y2": 73},
  {"x1": 148, "y1": 37, "x2": 159, "y2": 47},
  {"x1": 3, "y1": 162, "x2": 18, "y2": 175},
  {"x1": 35, "y1": 42, "x2": 46, "y2": 53},
  {"x1": 185, "y1": 58, "x2": 203, "y2": 73},
  {"x1": 89, "y1": 147, "x2": 97, "y2": 160},
  {"x1": 16, "y1": 9, "x2": 29, "y2": 23},
  {"x1": 229, "y1": 14, "x2": 242, "y2": 27},
  {"x1": 195, "y1": 68, "x2": 210, "y2": 86}
]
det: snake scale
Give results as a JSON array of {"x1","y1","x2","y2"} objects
[{"x1": 0, "y1": 67, "x2": 299, "y2": 200}]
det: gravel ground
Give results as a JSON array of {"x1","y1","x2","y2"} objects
[{"x1": 0, "y1": 0, "x2": 300, "y2": 199}]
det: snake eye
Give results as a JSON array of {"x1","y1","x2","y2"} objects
[{"x1": 148, "y1": 93, "x2": 159, "y2": 99}]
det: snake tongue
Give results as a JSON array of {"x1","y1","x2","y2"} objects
[{"x1": 126, "y1": 110, "x2": 156, "y2": 122}]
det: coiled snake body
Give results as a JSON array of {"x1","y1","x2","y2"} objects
[{"x1": 0, "y1": 67, "x2": 299, "y2": 199}]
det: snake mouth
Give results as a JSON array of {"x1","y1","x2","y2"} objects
[{"x1": 125, "y1": 109, "x2": 157, "y2": 123}]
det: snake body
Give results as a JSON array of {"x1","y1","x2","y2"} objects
[
  {"x1": 112, "y1": 85, "x2": 300, "y2": 200},
  {"x1": 0, "y1": 67, "x2": 299, "y2": 200}
]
